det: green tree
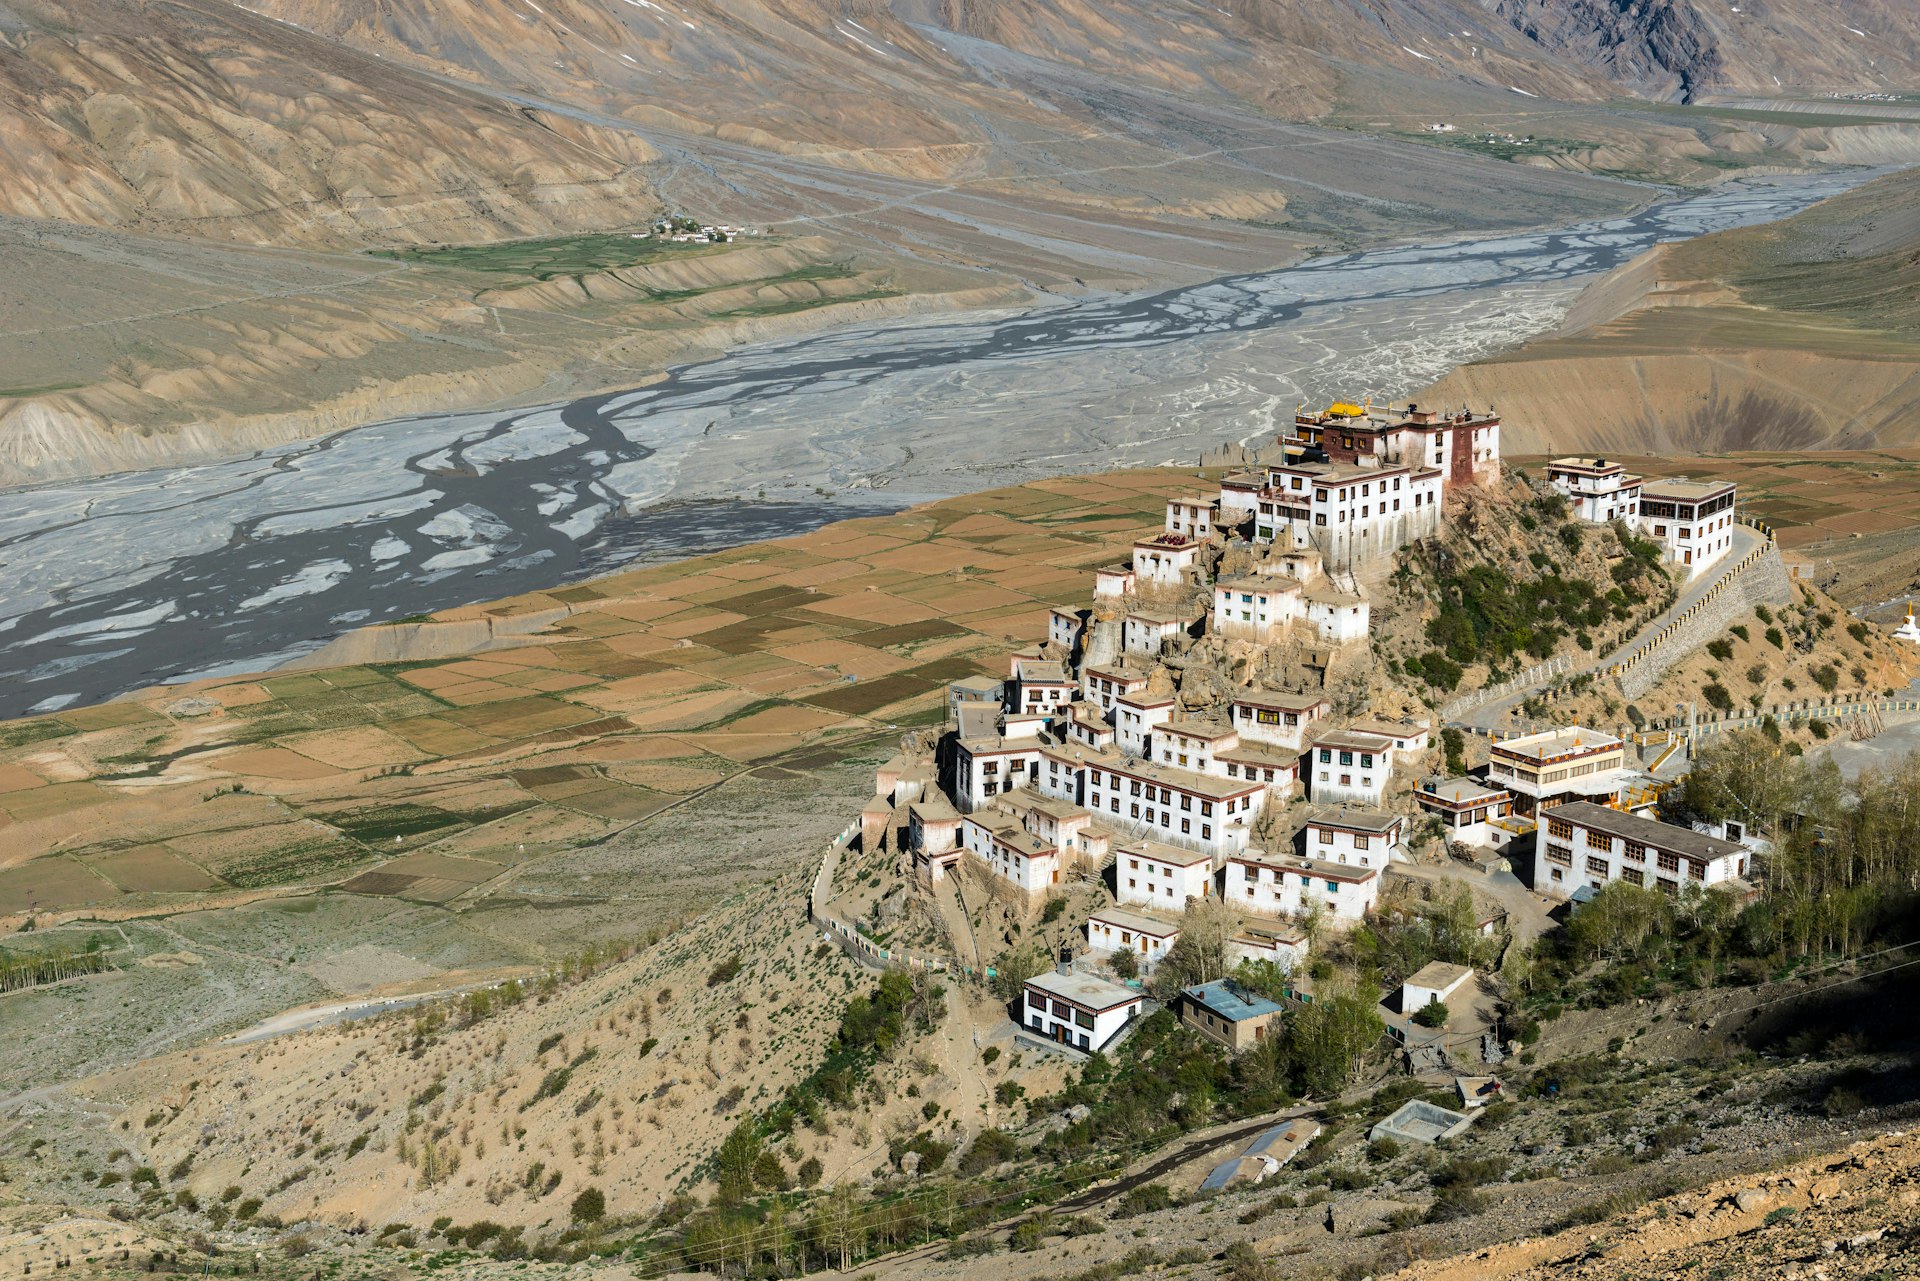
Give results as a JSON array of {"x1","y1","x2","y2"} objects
[{"x1": 714, "y1": 1121, "x2": 762, "y2": 1208}]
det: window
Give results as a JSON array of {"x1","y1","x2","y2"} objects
[
  {"x1": 1587, "y1": 831, "x2": 1614, "y2": 852},
  {"x1": 1339, "y1": 751, "x2": 1353, "y2": 767},
  {"x1": 1587, "y1": 855, "x2": 1609, "y2": 875},
  {"x1": 1623, "y1": 841, "x2": 1645, "y2": 863},
  {"x1": 1318, "y1": 828, "x2": 1333, "y2": 845},
  {"x1": 1074, "y1": 1009, "x2": 1093, "y2": 1029},
  {"x1": 1656, "y1": 850, "x2": 1680, "y2": 874},
  {"x1": 1545, "y1": 844, "x2": 1573, "y2": 867},
  {"x1": 1621, "y1": 867, "x2": 1644, "y2": 886},
  {"x1": 1546, "y1": 817, "x2": 1573, "y2": 841}
]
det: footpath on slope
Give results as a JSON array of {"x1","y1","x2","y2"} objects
[{"x1": 1456, "y1": 524, "x2": 1776, "y2": 733}]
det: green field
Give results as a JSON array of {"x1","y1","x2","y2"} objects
[{"x1": 371, "y1": 232, "x2": 740, "y2": 280}]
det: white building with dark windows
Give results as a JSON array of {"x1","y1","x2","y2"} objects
[
  {"x1": 1085, "y1": 756, "x2": 1265, "y2": 856},
  {"x1": 1414, "y1": 777, "x2": 1513, "y2": 847},
  {"x1": 1113, "y1": 691, "x2": 1177, "y2": 758},
  {"x1": 1115, "y1": 839, "x2": 1216, "y2": 909},
  {"x1": 1636, "y1": 478, "x2": 1738, "y2": 576},
  {"x1": 1304, "y1": 729, "x2": 1397, "y2": 806},
  {"x1": 1088, "y1": 907, "x2": 1180, "y2": 971},
  {"x1": 1165, "y1": 496, "x2": 1217, "y2": 540},
  {"x1": 1254, "y1": 461, "x2": 1444, "y2": 571},
  {"x1": 1023, "y1": 967, "x2": 1144, "y2": 1052},
  {"x1": 1212, "y1": 575, "x2": 1304, "y2": 645},
  {"x1": 1081, "y1": 662, "x2": 1153, "y2": 714},
  {"x1": 1133, "y1": 532, "x2": 1203, "y2": 589},
  {"x1": 1048, "y1": 607, "x2": 1089, "y2": 655},
  {"x1": 1533, "y1": 801, "x2": 1751, "y2": 901},
  {"x1": 1122, "y1": 609, "x2": 1192, "y2": 656},
  {"x1": 1231, "y1": 689, "x2": 1331, "y2": 752},
  {"x1": 1547, "y1": 457, "x2": 1643, "y2": 525},
  {"x1": 1300, "y1": 807, "x2": 1405, "y2": 868},
  {"x1": 1222, "y1": 849, "x2": 1381, "y2": 925}
]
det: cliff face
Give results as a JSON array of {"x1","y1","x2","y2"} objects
[{"x1": 1491, "y1": 0, "x2": 1920, "y2": 101}]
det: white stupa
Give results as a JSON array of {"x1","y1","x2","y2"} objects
[{"x1": 1895, "y1": 602, "x2": 1920, "y2": 645}]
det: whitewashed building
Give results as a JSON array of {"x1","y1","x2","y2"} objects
[
  {"x1": 1081, "y1": 662, "x2": 1153, "y2": 714},
  {"x1": 1414, "y1": 776, "x2": 1513, "y2": 847},
  {"x1": 1255, "y1": 461, "x2": 1444, "y2": 571},
  {"x1": 1122, "y1": 609, "x2": 1192, "y2": 657},
  {"x1": 1637, "y1": 477, "x2": 1738, "y2": 577},
  {"x1": 1048, "y1": 606, "x2": 1089, "y2": 654},
  {"x1": 1547, "y1": 457, "x2": 1643, "y2": 525},
  {"x1": 1115, "y1": 840, "x2": 1216, "y2": 909},
  {"x1": 1300, "y1": 806, "x2": 1405, "y2": 868},
  {"x1": 1212, "y1": 576, "x2": 1304, "y2": 645},
  {"x1": 1223, "y1": 849, "x2": 1381, "y2": 925},
  {"x1": 1165, "y1": 495, "x2": 1217, "y2": 540},
  {"x1": 1488, "y1": 725, "x2": 1627, "y2": 818},
  {"x1": 1229, "y1": 923, "x2": 1309, "y2": 972},
  {"x1": 1088, "y1": 906, "x2": 1180, "y2": 971},
  {"x1": 1534, "y1": 802, "x2": 1751, "y2": 901},
  {"x1": 1132, "y1": 532, "x2": 1203, "y2": 589},
  {"x1": 1303, "y1": 583, "x2": 1371, "y2": 644},
  {"x1": 1086, "y1": 756, "x2": 1265, "y2": 856},
  {"x1": 1230, "y1": 689, "x2": 1331, "y2": 752},
  {"x1": 1094, "y1": 565, "x2": 1136, "y2": 599},
  {"x1": 1022, "y1": 968, "x2": 1144, "y2": 1052},
  {"x1": 1304, "y1": 729, "x2": 1397, "y2": 806},
  {"x1": 1114, "y1": 691, "x2": 1177, "y2": 758}
]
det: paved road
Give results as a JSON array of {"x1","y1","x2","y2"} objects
[
  {"x1": 0, "y1": 173, "x2": 1874, "y2": 718},
  {"x1": 1461, "y1": 525, "x2": 1763, "y2": 733}
]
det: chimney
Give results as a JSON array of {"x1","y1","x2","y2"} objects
[{"x1": 1056, "y1": 943, "x2": 1074, "y2": 975}]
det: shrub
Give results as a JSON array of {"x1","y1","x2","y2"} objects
[
  {"x1": 1848, "y1": 621, "x2": 1870, "y2": 644},
  {"x1": 960, "y1": 1128, "x2": 1018, "y2": 1175},
  {"x1": 1755, "y1": 605, "x2": 1773, "y2": 624},
  {"x1": 706, "y1": 956, "x2": 743, "y2": 987},
  {"x1": 1811, "y1": 665, "x2": 1839, "y2": 693},
  {"x1": 1412, "y1": 998, "x2": 1449, "y2": 1028},
  {"x1": 1114, "y1": 1183, "x2": 1177, "y2": 1219},
  {"x1": 1109, "y1": 948, "x2": 1139, "y2": 980},
  {"x1": 570, "y1": 1187, "x2": 605, "y2": 1224},
  {"x1": 981, "y1": 1045, "x2": 1001, "y2": 1066},
  {"x1": 797, "y1": 1156, "x2": 824, "y2": 1188},
  {"x1": 1040, "y1": 897, "x2": 1066, "y2": 924},
  {"x1": 1730, "y1": 624, "x2": 1749, "y2": 642},
  {"x1": 1702, "y1": 683, "x2": 1733, "y2": 712},
  {"x1": 1706, "y1": 638, "x2": 1734, "y2": 661},
  {"x1": 1765, "y1": 627, "x2": 1784, "y2": 650}
]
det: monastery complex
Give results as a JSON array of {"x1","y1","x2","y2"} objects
[{"x1": 849, "y1": 400, "x2": 1768, "y2": 1053}]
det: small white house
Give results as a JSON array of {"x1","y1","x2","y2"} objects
[
  {"x1": 1153, "y1": 719, "x2": 1239, "y2": 775},
  {"x1": 1400, "y1": 961, "x2": 1473, "y2": 1014},
  {"x1": 1230, "y1": 689, "x2": 1330, "y2": 752},
  {"x1": 1122, "y1": 610, "x2": 1190, "y2": 657},
  {"x1": 1303, "y1": 583, "x2": 1371, "y2": 644},
  {"x1": 1048, "y1": 607, "x2": 1088, "y2": 654},
  {"x1": 1211, "y1": 576, "x2": 1303, "y2": 645},
  {"x1": 1022, "y1": 968, "x2": 1145, "y2": 1053},
  {"x1": 1093, "y1": 565, "x2": 1136, "y2": 599},
  {"x1": 1087, "y1": 906, "x2": 1180, "y2": 971},
  {"x1": 1229, "y1": 924, "x2": 1308, "y2": 972},
  {"x1": 1115, "y1": 840, "x2": 1216, "y2": 909},
  {"x1": 1304, "y1": 729, "x2": 1396, "y2": 806},
  {"x1": 1113, "y1": 692, "x2": 1177, "y2": 758},
  {"x1": 1132, "y1": 532, "x2": 1202, "y2": 589},
  {"x1": 1165, "y1": 495, "x2": 1217, "y2": 540},
  {"x1": 1413, "y1": 776, "x2": 1513, "y2": 847},
  {"x1": 1223, "y1": 849, "x2": 1380, "y2": 926},
  {"x1": 1300, "y1": 806, "x2": 1404, "y2": 868},
  {"x1": 1081, "y1": 662, "x2": 1153, "y2": 713}
]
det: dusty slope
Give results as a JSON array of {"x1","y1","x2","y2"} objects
[
  {"x1": 1388, "y1": 1127, "x2": 1920, "y2": 1281},
  {"x1": 1423, "y1": 164, "x2": 1920, "y2": 457}
]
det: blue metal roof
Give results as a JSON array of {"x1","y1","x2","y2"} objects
[{"x1": 1184, "y1": 979, "x2": 1283, "y2": 1023}]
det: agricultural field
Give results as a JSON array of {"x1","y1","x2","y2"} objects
[
  {"x1": 369, "y1": 230, "x2": 744, "y2": 280},
  {"x1": 0, "y1": 468, "x2": 1192, "y2": 1088}
]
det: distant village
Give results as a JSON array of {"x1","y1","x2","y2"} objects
[
  {"x1": 635, "y1": 214, "x2": 761, "y2": 245},
  {"x1": 845, "y1": 399, "x2": 1796, "y2": 1103}
]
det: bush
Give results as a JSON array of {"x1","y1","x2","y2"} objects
[
  {"x1": 1702, "y1": 683, "x2": 1733, "y2": 712},
  {"x1": 1765, "y1": 627, "x2": 1784, "y2": 650},
  {"x1": 1424, "y1": 1187, "x2": 1488, "y2": 1223},
  {"x1": 1114, "y1": 1182, "x2": 1178, "y2": 1219},
  {"x1": 1040, "y1": 897, "x2": 1066, "y2": 924},
  {"x1": 1812, "y1": 665, "x2": 1839, "y2": 693},
  {"x1": 1108, "y1": 948, "x2": 1138, "y2": 981},
  {"x1": 706, "y1": 956, "x2": 743, "y2": 987},
  {"x1": 1412, "y1": 998, "x2": 1449, "y2": 1028},
  {"x1": 570, "y1": 1187, "x2": 605, "y2": 1224},
  {"x1": 1706, "y1": 638, "x2": 1734, "y2": 661}
]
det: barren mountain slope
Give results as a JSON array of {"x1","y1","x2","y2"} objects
[
  {"x1": 1423, "y1": 164, "x2": 1920, "y2": 457},
  {"x1": 0, "y1": 0, "x2": 661, "y2": 244}
]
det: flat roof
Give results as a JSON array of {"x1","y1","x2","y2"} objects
[
  {"x1": 1088, "y1": 906, "x2": 1181, "y2": 937},
  {"x1": 1349, "y1": 717, "x2": 1427, "y2": 739},
  {"x1": 1134, "y1": 532, "x2": 1200, "y2": 550},
  {"x1": 1215, "y1": 575, "x2": 1301, "y2": 593},
  {"x1": 1639, "y1": 477, "x2": 1734, "y2": 502},
  {"x1": 1417, "y1": 777, "x2": 1510, "y2": 805},
  {"x1": 1162, "y1": 718, "x2": 1237, "y2": 741},
  {"x1": 1084, "y1": 662, "x2": 1153, "y2": 682},
  {"x1": 1492, "y1": 726, "x2": 1622, "y2": 762},
  {"x1": 1229, "y1": 849, "x2": 1380, "y2": 884},
  {"x1": 1309, "y1": 729, "x2": 1396, "y2": 752},
  {"x1": 1018, "y1": 661, "x2": 1068, "y2": 683},
  {"x1": 1547, "y1": 456, "x2": 1625, "y2": 473},
  {"x1": 1232, "y1": 688, "x2": 1328, "y2": 713},
  {"x1": 1547, "y1": 802, "x2": 1746, "y2": 862},
  {"x1": 1118, "y1": 838, "x2": 1216, "y2": 866},
  {"x1": 908, "y1": 798, "x2": 960, "y2": 822},
  {"x1": 1024, "y1": 968, "x2": 1144, "y2": 1013},
  {"x1": 1217, "y1": 742, "x2": 1300, "y2": 769},
  {"x1": 1115, "y1": 691, "x2": 1177, "y2": 709},
  {"x1": 1304, "y1": 805, "x2": 1403, "y2": 835},
  {"x1": 1184, "y1": 979, "x2": 1283, "y2": 1022},
  {"x1": 1094, "y1": 755, "x2": 1264, "y2": 801},
  {"x1": 1405, "y1": 961, "x2": 1473, "y2": 992}
]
